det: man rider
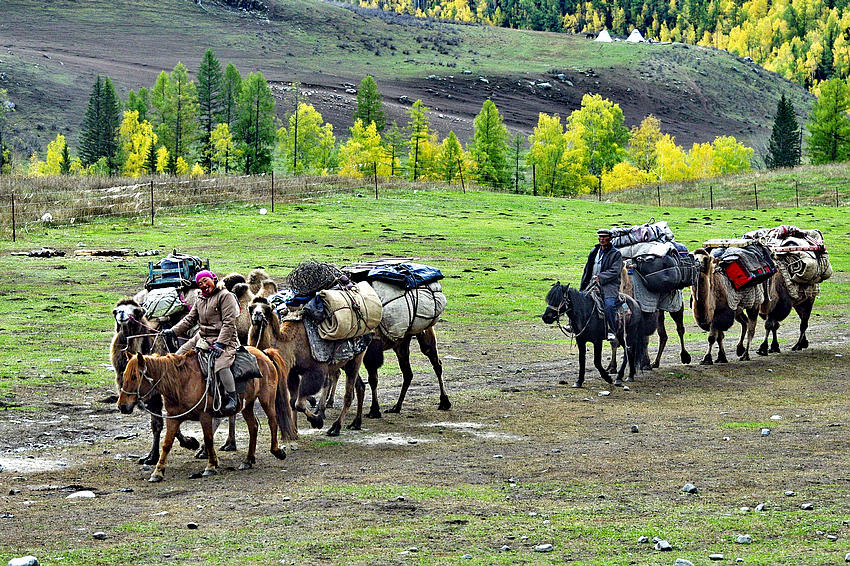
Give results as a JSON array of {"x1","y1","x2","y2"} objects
[
  {"x1": 163, "y1": 270, "x2": 240, "y2": 415},
  {"x1": 579, "y1": 228, "x2": 623, "y2": 341}
]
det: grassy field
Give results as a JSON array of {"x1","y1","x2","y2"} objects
[{"x1": 0, "y1": 188, "x2": 848, "y2": 565}]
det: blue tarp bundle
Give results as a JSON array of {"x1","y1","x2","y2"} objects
[{"x1": 366, "y1": 262, "x2": 443, "y2": 289}]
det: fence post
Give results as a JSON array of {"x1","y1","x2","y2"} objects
[
  {"x1": 150, "y1": 180, "x2": 155, "y2": 226},
  {"x1": 11, "y1": 191, "x2": 15, "y2": 243},
  {"x1": 795, "y1": 179, "x2": 799, "y2": 208},
  {"x1": 374, "y1": 161, "x2": 379, "y2": 199},
  {"x1": 709, "y1": 185, "x2": 714, "y2": 209},
  {"x1": 457, "y1": 157, "x2": 465, "y2": 193},
  {"x1": 837, "y1": 184, "x2": 840, "y2": 207},
  {"x1": 753, "y1": 182, "x2": 758, "y2": 209},
  {"x1": 656, "y1": 185, "x2": 661, "y2": 207},
  {"x1": 532, "y1": 164, "x2": 537, "y2": 197},
  {"x1": 271, "y1": 171, "x2": 275, "y2": 213}
]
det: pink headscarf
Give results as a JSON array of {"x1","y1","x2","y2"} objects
[{"x1": 195, "y1": 269, "x2": 217, "y2": 283}]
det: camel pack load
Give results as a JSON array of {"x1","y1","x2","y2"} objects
[
  {"x1": 744, "y1": 225, "x2": 833, "y2": 287},
  {"x1": 142, "y1": 253, "x2": 209, "y2": 320},
  {"x1": 703, "y1": 239, "x2": 777, "y2": 292},
  {"x1": 316, "y1": 282, "x2": 383, "y2": 341},
  {"x1": 611, "y1": 220, "x2": 698, "y2": 294}
]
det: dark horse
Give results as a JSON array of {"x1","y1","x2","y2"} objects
[{"x1": 541, "y1": 282, "x2": 644, "y2": 387}]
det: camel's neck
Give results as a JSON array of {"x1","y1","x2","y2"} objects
[{"x1": 692, "y1": 271, "x2": 712, "y2": 325}]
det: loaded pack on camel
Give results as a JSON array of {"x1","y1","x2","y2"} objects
[
  {"x1": 344, "y1": 260, "x2": 451, "y2": 417},
  {"x1": 693, "y1": 239, "x2": 778, "y2": 364},
  {"x1": 610, "y1": 219, "x2": 695, "y2": 370},
  {"x1": 250, "y1": 261, "x2": 378, "y2": 436},
  {"x1": 742, "y1": 226, "x2": 832, "y2": 354}
]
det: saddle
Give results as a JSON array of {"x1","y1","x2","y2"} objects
[
  {"x1": 586, "y1": 288, "x2": 633, "y2": 326},
  {"x1": 197, "y1": 346, "x2": 261, "y2": 396}
]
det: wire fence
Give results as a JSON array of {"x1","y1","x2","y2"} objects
[{"x1": 0, "y1": 173, "x2": 469, "y2": 241}]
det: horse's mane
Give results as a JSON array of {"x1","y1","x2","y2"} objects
[{"x1": 546, "y1": 282, "x2": 565, "y2": 307}]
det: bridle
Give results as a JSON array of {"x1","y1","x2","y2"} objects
[{"x1": 120, "y1": 363, "x2": 161, "y2": 403}]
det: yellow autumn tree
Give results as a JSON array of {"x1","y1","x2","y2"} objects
[
  {"x1": 119, "y1": 110, "x2": 158, "y2": 177},
  {"x1": 339, "y1": 119, "x2": 389, "y2": 178}
]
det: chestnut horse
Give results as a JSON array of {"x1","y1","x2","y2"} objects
[{"x1": 118, "y1": 348, "x2": 296, "y2": 482}]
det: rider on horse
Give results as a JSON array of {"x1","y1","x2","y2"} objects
[
  {"x1": 580, "y1": 228, "x2": 623, "y2": 342},
  {"x1": 163, "y1": 270, "x2": 240, "y2": 415}
]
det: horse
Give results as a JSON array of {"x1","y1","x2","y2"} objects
[
  {"x1": 110, "y1": 298, "x2": 200, "y2": 464},
  {"x1": 247, "y1": 297, "x2": 366, "y2": 437},
  {"x1": 117, "y1": 347, "x2": 296, "y2": 482},
  {"x1": 541, "y1": 282, "x2": 644, "y2": 387}
]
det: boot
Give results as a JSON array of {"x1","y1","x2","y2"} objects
[{"x1": 222, "y1": 391, "x2": 239, "y2": 415}]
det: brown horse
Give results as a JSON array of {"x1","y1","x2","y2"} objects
[
  {"x1": 248, "y1": 297, "x2": 366, "y2": 437},
  {"x1": 117, "y1": 347, "x2": 296, "y2": 482}
]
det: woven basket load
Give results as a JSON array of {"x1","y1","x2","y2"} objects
[{"x1": 286, "y1": 260, "x2": 344, "y2": 296}]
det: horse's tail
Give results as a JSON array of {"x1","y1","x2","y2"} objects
[{"x1": 266, "y1": 347, "x2": 298, "y2": 440}]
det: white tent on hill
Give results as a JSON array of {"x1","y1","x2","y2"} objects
[
  {"x1": 595, "y1": 29, "x2": 613, "y2": 42},
  {"x1": 626, "y1": 29, "x2": 645, "y2": 42}
]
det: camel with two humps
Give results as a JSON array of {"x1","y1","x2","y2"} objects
[
  {"x1": 118, "y1": 347, "x2": 295, "y2": 482},
  {"x1": 756, "y1": 266, "x2": 816, "y2": 356},
  {"x1": 110, "y1": 298, "x2": 200, "y2": 464},
  {"x1": 691, "y1": 249, "x2": 774, "y2": 364},
  {"x1": 247, "y1": 297, "x2": 366, "y2": 436}
]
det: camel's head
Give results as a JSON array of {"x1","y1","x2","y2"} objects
[
  {"x1": 113, "y1": 298, "x2": 145, "y2": 331},
  {"x1": 691, "y1": 248, "x2": 714, "y2": 276},
  {"x1": 249, "y1": 296, "x2": 273, "y2": 328},
  {"x1": 118, "y1": 352, "x2": 147, "y2": 414},
  {"x1": 541, "y1": 281, "x2": 570, "y2": 324}
]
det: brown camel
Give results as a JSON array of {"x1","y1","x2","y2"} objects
[
  {"x1": 756, "y1": 266, "x2": 817, "y2": 355},
  {"x1": 247, "y1": 297, "x2": 366, "y2": 437}
]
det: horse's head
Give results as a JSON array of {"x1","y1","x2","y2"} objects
[
  {"x1": 118, "y1": 351, "x2": 149, "y2": 414},
  {"x1": 541, "y1": 281, "x2": 571, "y2": 324},
  {"x1": 113, "y1": 298, "x2": 145, "y2": 331}
]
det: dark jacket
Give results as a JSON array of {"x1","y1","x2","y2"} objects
[{"x1": 580, "y1": 244, "x2": 623, "y2": 299}]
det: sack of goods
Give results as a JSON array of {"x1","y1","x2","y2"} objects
[
  {"x1": 370, "y1": 280, "x2": 447, "y2": 342},
  {"x1": 717, "y1": 243, "x2": 777, "y2": 291},
  {"x1": 317, "y1": 281, "x2": 383, "y2": 341},
  {"x1": 146, "y1": 253, "x2": 209, "y2": 290},
  {"x1": 611, "y1": 220, "x2": 674, "y2": 250},
  {"x1": 744, "y1": 225, "x2": 832, "y2": 285},
  {"x1": 633, "y1": 244, "x2": 698, "y2": 294},
  {"x1": 143, "y1": 287, "x2": 187, "y2": 319}
]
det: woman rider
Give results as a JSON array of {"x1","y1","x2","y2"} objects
[{"x1": 163, "y1": 270, "x2": 240, "y2": 415}]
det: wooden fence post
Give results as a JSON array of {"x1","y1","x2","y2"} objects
[
  {"x1": 532, "y1": 164, "x2": 537, "y2": 196},
  {"x1": 374, "y1": 162, "x2": 379, "y2": 199},
  {"x1": 795, "y1": 179, "x2": 799, "y2": 208},
  {"x1": 837, "y1": 184, "x2": 840, "y2": 207},
  {"x1": 271, "y1": 171, "x2": 275, "y2": 212},
  {"x1": 11, "y1": 191, "x2": 15, "y2": 243},
  {"x1": 754, "y1": 182, "x2": 759, "y2": 209},
  {"x1": 709, "y1": 185, "x2": 714, "y2": 209},
  {"x1": 457, "y1": 158, "x2": 465, "y2": 193},
  {"x1": 656, "y1": 185, "x2": 661, "y2": 207},
  {"x1": 150, "y1": 180, "x2": 155, "y2": 226}
]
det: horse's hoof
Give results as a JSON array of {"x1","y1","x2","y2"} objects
[
  {"x1": 139, "y1": 453, "x2": 158, "y2": 465},
  {"x1": 346, "y1": 421, "x2": 362, "y2": 431},
  {"x1": 327, "y1": 423, "x2": 341, "y2": 437},
  {"x1": 366, "y1": 409, "x2": 382, "y2": 419},
  {"x1": 736, "y1": 345, "x2": 745, "y2": 357},
  {"x1": 202, "y1": 468, "x2": 217, "y2": 477},
  {"x1": 194, "y1": 447, "x2": 208, "y2": 460},
  {"x1": 238, "y1": 461, "x2": 253, "y2": 471},
  {"x1": 640, "y1": 364, "x2": 652, "y2": 372},
  {"x1": 681, "y1": 352, "x2": 692, "y2": 364},
  {"x1": 770, "y1": 345, "x2": 781, "y2": 354},
  {"x1": 179, "y1": 436, "x2": 200, "y2": 451},
  {"x1": 791, "y1": 344, "x2": 801, "y2": 351},
  {"x1": 650, "y1": 362, "x2": 660, "y2": 369},
  {"x1": 601, "y1": 374, "x2": 613, "y2": 384},
  {"x1": 148, "y1": 473, "x2": 163, "y2": 483},
  {"x1": 572, "y1": 382, "x2": 583, "y2": 388},
  {"x1": 716, "y1": 355, "x2": 728, "y2": 364},
  {"x1": 739, "y1": 353, "x2": 750, "y2": 361},
  {"x1": 307, "y1": 415, "x2": 324, "y2": 429},
  {"x1": 386, "y1": 406, "x2": 401, "y2": 414},
  {"x1": 220, "y1": 441, "x2": 237, "y2": 452},
  {"x1": 271, "y1": 448, "x2": 287, "y2": 460},
  {"x1": 438, "y1": 396, "x2": 452, "y2": 411}
]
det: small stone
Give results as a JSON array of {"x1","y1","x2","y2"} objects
[
  {"x1": 598, "y1": 390, "x2": 611, "y2": 397},
  {"x1": 736, "y1": 559, "x2": 744, "y2": 563},
  {"x1": 9, "y1": 488, "x2": 20, "y2": 495},
  {"x1": 826, "y1": 534, "x2": 838, "y2": 541},
  {"x1": 152, "y1": 511, "x2": 168, "y2": 516},
  {"x1": 66, "y1": 490, "x2": 96, "y2": 499},
  {"x1": 735, "y1": 534, "x2": 752, "y2": 545},
  {"x1": 282, "y1": 496, "x2": 291, "y2": 502},
  {"x1": 755, "y1": 503, "x2": 765, "y2": 512},
  {"x1": 637, "y1": 536, "x2": 649, "y2": 543},
  {"x1": 408, "y1": 439, "x2": 418, "y2": 445},
  {"x1": 552, "y1": 448, "x2": 561, "y2": 453},
  {"x1": 675, "y1": 560, "x2": 695, "y2": 566},
  {"x1": 845, "y1": 552, "x2": 850, "y2": 562},
  {"x1": 630, "y1": 425, "x2": 639, "y2": 433},
  {"x1": 7, "y1": 557, "x2": 39, "y2": 566},
  {"x1": 187, "y1": 522, "x2": 198, "y2": 529},
  {"x1": 761, "y1": 428, "x2": 770, "y2": 436},
  {"x1": 784, "y1": 491, "x2": 796, "y2": 497},
  {"x1": 801, "y1": 503, "x2": 814, "y2": 510},
  {"x1": 494, "y1": 454, "x2": 504, "y2": 459},
  {"x1": 534, "y1": 543, "x2": 554, "y2": 552},
  {"x1": 500, "y1": 545, "x2": 511, "y2": 551},
  {"x1": 396, "y1": 495, "x2": 405, "y2": 501},
  {"x1": 652, "y1": 537, "x2": 661, "y2": 543},
  {"x1": 141, "y1": 464, "x2": 152, "y2": 471},
  {"x1": 408, "y1": 547, "x2": 418, "y2": 552},
  {"x1": 654, "y1": 540, "x2": 672, "y2": 551},
  {"x1": 622, "y1": 385, "x2": 630, "y2": 391},
  {"x1": 740, "y1": 506, "x2": 751, "y2": 513},
  {"x1": 709, "y1": 554, "x2": 724, "y2": 561},
  {"x1": 92, "y1": 532, "x2": 106, "y2": 540},
  {"x1": 770, "y1": 415, "x2": 782, "y2": 420},
  {"x1": 461, "y1": 554, "x2": 472, "y2": 560},
  {"x1": 682, "y1": 483, "x2": 698, "y2": 494}
]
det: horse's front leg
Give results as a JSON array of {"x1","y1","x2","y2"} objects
[
  {"x1": 149, "y1": 418, "x2": 180, "y2": 482},
  {"x1": 672, "y1": 309, "x2": 691, "y2": 364},
  {"x1": 593, "y1": 341, "x2": 615, "y2": 385},
  {"x1": 143, "y1": 409, "x2": 163, "y2": 466},
  {"x1": 198, "y1": 413, "x2": 218, "y2": 477},
  {"x1": 239, "y1": 398, "x2": 258, "y2": 471},
  {"x1": 573, "y1": 341, "x2": 587, "y2": 388},
  {"x1": 606, "y1": 341, "x2": 618, "y2": 374},
  {"x1": 653, "y1": 311, "x2": 668, "y2": 368}
]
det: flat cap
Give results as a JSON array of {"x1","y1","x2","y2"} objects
[{"x1": 596, "y1": 228, "x2": 613, "y2": 236}]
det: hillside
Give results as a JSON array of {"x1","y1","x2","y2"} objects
[{"x1": 1, "y1": 0, "x2": 813, "y2": 159}]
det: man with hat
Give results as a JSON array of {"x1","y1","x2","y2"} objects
[
  {"x1": 580, "y1": 228, "x2": 623, "y2": 341},
  {"x1": 162, "y1": 270, "x2": 240, "y2": 415}
]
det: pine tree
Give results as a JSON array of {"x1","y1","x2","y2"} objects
[
  {"x1": 510, "y1": 132, "x2": 525, "y2": 193},
  {"x1": 80, "y1": 76, "x2": 121, "y2": 170},
  {"x1": 197, "y1": 49, "x2": 223, "y2": 169},
  {"x1": 354, "y1": 76, "x2": 386, "y2": 132},
  {"x1": 126, "y1": 88, "x2": 150, "y2": 122},
  {"x1": 806, "y1": 78, "x2": 850, "y2": 165},
  {"x1": 151, "y1": 63, "x2": 199, "y2": 169},
  {"x1": 470, "y1": 99, "x2": 510, "y2": 188},
  {"x1": 407, "y1": 100, "x2": 430, "y2": 181},
  {"x1": 233, "y1": 71, "x2": 277, "y2": 174},
  {"x1": 0, "y1": 88, "x2": 11, "y2": 174},
  {"x1": 765, "y1": 94, "x2": 801, "y2": 169},
  {"x1": 383, "y1": 121, "x2": 404, "y2": 177},
  {"x1": 218, "y1": 63, "x2": 242, "y2": 128},
  {"x1": 60, "y1": 142, "x2": 71, "y2": 175}
]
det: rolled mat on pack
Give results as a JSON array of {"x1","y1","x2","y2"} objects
[
  {"x1": 317, "y1": 281, "x2": 383, "y2": 341},
  {"x1": 370, "y1": 281, "x2": 447, "y2": 342}
]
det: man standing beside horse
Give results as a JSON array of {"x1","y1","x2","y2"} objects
[
  {"x1": 163, "y1": 270, "x2": 240, "y2": 415},
  {"x1": 580, "y1": 228, "x2": 623, "y2": 342}
]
